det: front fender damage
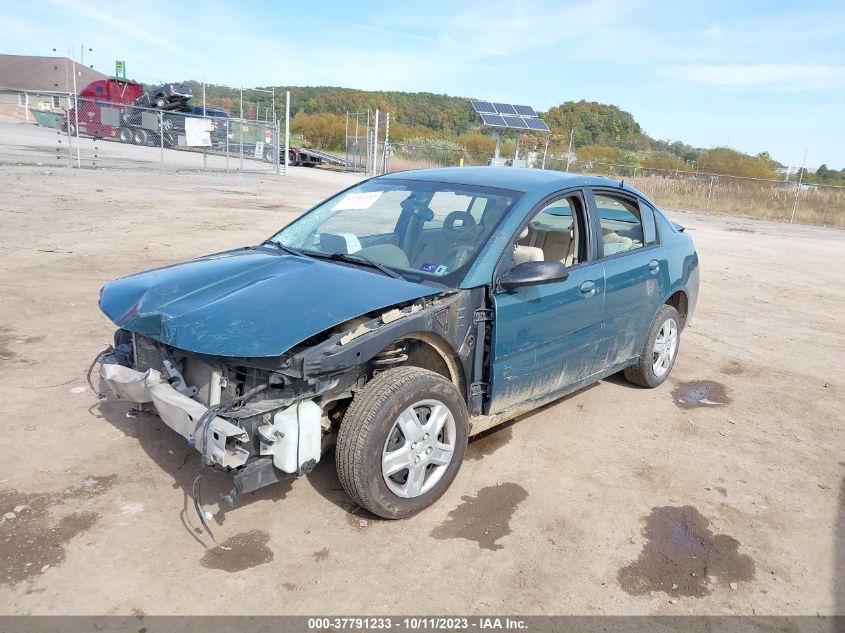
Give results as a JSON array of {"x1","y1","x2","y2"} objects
[{"x1": 93, "y1": 288, "x2": 486, "y2": 516}]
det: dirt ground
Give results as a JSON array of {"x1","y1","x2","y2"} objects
[{"x1": 0, "y1": 157, "x2": 843, "y2": 616}]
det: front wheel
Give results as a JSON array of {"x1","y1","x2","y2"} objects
[
  {"x1": 336, "y1": 367, "x2": 469, "y2": 519},
  {"x1": 624, "y1": 304, "x2": 681, "y2": 388}
]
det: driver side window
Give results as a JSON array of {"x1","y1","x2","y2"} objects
[{"x1": 516, "y1": 195, "x2": 584, "y2": 266}]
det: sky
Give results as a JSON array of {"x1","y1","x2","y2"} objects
[{"x1": 3, "y1": 0, "x2": 844, "y2": 168}]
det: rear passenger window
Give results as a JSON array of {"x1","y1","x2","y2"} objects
[
  {"x1": 640, "y1": 201, "x2": 658, "y2": 245},
  {"x1": 594, "y1": 194, "x2": 644, "y2": 257}
]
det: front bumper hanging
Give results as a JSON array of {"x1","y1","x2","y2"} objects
[{"x1": 99, "y1": 363, "x2": 250, "y2": 468}]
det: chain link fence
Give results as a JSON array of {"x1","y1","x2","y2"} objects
[
  {"x1": 56, "y1": 96, "x2": 281, "y2": 174},
  {"x1": 540, "y1": 159, "x2": 845, "y2": 227},
  {"x1": 21, "y1": 93, "x2": 843, "y2": 227}
]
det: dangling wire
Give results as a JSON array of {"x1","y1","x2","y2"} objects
[
  {"x1": 87, "y1": 346, "x2": 114, "y2": 400},
  {"x1": 190, "y1": 383, "x2": 269, "y2": 545}
]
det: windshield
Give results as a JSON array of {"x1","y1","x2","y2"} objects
[{"x1": 269, "y1": 178, "x2": 521, "y2": 286}]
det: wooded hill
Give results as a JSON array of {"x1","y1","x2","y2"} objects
[{"x1": 181, "y1": 81, "x2": 812, "y2": 180}]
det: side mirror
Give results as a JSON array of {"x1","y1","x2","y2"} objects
[{"x1": 498, "y1": 260, "x2": 568, "y2": 291}]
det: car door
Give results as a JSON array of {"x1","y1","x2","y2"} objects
[
  {"x1": 487, "y1": 191, "x2": 605, "y2": 415},
  {"x1": 587, "y1": 188, "x2": 666, "y2": 368}
]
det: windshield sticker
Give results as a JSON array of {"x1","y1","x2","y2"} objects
[
  {"x1": 334, "y1": 191, "x2": 383, "y2": 211},
  {"x1": 420, "y1": 263, "x2": 449, "y2": 275}
]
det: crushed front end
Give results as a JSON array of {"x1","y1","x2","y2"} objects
[{"x1": 96, "y1": 329, "x2": 359, "y2": 505}]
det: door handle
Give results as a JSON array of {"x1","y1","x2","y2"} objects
[
  {"x1": 580, "y1": 280, "x2": 596, "y2": 295},
  {"x1": 648, "y1": 259, "x2": 660, "y2": 273}
]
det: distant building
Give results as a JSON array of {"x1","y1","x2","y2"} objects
[{"x1": 0, "y1": 54, "x2": 109, "y2": 119}]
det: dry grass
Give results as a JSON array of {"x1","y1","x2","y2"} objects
[
  {"x1": 383, "y1": 154, "x2": 845, "y2": 228},
  {"x1": 630, "y1": 175, "x2": 845, "y2": 227}
]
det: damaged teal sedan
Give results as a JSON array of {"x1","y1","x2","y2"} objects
[{"x1": 95, "y1": 167, "x2": 699, "y2": 520}]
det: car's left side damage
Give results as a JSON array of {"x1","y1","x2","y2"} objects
[{"x1": 96, "y1": 286, "x2": 486, "y2": 505}]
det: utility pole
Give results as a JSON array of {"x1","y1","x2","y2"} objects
[
  {"x1": 284, "y1": 90, "x2": 290, "y2": 176},
  {"x1": 202, "y1": 82, "x2": 207, "y2": 171},
  {"x1": 790, "y1": 149, "x2": 808, "y2": 224},
  {"x1": 382, "y1": 112, "x2": 390, "y2": 174},
  {"x1": 70, "y1": 44, "x2": 80, "y2": 168},
  {"x1": 541, "y1": 134, "x2": 550, "y2": 170},
  {"x1": 371, "y1": 109, "x2": 380, "y2": 176},
  {"x1": 239, "y1": 85, "x2": 244, "y2": 172},
  {"x1": 565, "y1": 128, "x2": 574, "y2": 172}
]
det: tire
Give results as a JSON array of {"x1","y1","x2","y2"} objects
[
  {"x1": 118, "y1": 127, "x2": 132, "y2": 143},
  {"x1": 336, "y1": 367, "x2": 469, "y2": 519},
  {"x1": 155, "y1": 96, "x2": 168, "y2": 109},
  {"x1": 624, "y1": 304, "x2": 681, "y2": 388},
  {"x1": 133, "y1": 129, "x2": 149, "y2": 146}
]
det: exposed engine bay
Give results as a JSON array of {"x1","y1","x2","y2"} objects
[{"x1": 93, "y1": 288, "x2": 485, "y2": 513}]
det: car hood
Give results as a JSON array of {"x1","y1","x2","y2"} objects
[{"x1": 99, "y1": 249, "x2": 438, "y2": 358}]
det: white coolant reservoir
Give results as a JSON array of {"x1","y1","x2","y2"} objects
[{"x1": 272, "y1": 400, "x2": 322, "y2": 474}]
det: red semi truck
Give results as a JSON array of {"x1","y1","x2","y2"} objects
[
  {"x1": 63, "y1": 78, "x2": 143, "y2": 140},
  {"x1": 62, "y1": 79, "x2": 198, "y2": 144}
]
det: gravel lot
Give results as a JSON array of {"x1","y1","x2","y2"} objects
[{"x1": 0, "y1": 140, "x2": 843, "y2": 615}]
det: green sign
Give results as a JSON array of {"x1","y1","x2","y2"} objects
[{"x1": 115, "y1": 60, "x2": 126, "y2": 79}]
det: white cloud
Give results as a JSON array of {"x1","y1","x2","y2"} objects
[
  {"x1": 664, "y1": 64, "x2": 845, "y2": 88},
  {"x1": 701, "y1": 25, "x2": 722, "y2": 39},
  {"x1": 46, "y1": 0, "x2": 197, "y2": 60}
]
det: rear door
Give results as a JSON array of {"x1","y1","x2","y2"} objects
[{"x1": 586, "y1": 188, "x2": 667, "y2": 368}]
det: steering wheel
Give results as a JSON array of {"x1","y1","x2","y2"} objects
[
  {"x1": 442, "y1": 211, "x2": 476, "y2": 241},
  {"x1": 444, "y1": 244, "x2": 476, "y2": 270}
]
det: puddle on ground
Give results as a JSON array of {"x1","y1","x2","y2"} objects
[
  {"x1": 200, "y1": 530, "x2": 274, "y2": 572},
  {"x1": 720, "y1": 361, "x2": 745, "y2": 376},
  {"x1": 313, "y1": 547, "x2": 329, "y2": 562},
  {"x1": 0, "y1": 475, "x2": 116, "y2": 586},
  {"x1": 672, "y1": 380, "x2": 732, "y2": 409},
  {"x1": 431, "y1": 482, "x2": 528, "y2": 551},
  {"x1": 618, "y1": 505, "x2": 755, "y2": 597},
  {"x1": 466, "y1": 426, "x2": 513, "y2": 462},
  {"x1": 0, "y1": 325, "x2": 45, "y2": 362}
]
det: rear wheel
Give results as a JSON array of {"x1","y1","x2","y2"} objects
[
  {"x1": 154, "y1": 96, "x2": 168, "y2": 108},
  {"x1": 118, "y1": 127, "x2": 133, "y2": 143},
  {"x1": 132, "y1": 129, "x2": 149, "y2": 146},
  {"x1": 624, "y1": 304, "x2": 681, "y2": 388},
  {"x1": 336, "y1": 367, "x2": 468, "y2": 519}
]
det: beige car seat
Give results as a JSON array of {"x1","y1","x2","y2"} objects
[
  {"x1": 514, "y1": 226, "x2": 544, "y2": 264},
  {"x1": 602, "y1": 229, "x2": 634, "y2": 255}
]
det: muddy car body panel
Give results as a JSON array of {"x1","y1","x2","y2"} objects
[{"x1": 95, "y1": 167, "x2": 699, "y2": 515}]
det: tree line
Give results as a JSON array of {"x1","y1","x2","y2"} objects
[{"x1": 179, "y1": 81, "x2": 834, "y2": 181}]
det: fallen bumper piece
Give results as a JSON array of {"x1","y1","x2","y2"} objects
[{"x1": 99, "y1": 363, "x2": 249, "y2": 468}]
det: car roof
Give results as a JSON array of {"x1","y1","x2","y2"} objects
[{"x1": 377, "y1": 166, "x2": 644, "y2": 197}]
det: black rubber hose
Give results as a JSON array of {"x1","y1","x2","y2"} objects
[
  {"x1": 191, "y1": 383, "x2": 269, "y2": 544},
  {"x1": 87, "y1": 346, "x2": 114, "y2": 400}
]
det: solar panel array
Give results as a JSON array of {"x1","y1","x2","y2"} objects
[{"x1": 472, "y1": 99, "x2": 549, "y2": 132}]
